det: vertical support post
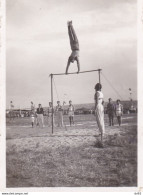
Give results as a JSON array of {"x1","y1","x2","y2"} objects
[
  {"x1": 98, "y1": 69, "x2": 101, "y2": 84},
  {"x1": 19, "y1": 106, "x2": 21, "y2": 117},
  {"x1": 51, "y1": 74, "x2": 54, "y2": 134}
]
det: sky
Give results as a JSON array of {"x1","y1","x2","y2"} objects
[{"x1": 6, "y1": 0, "x2": 137, "y2": 109}]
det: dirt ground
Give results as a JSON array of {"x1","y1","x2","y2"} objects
[{"x1": 6, "y1": 114, "x2": 137, "y2": 187}]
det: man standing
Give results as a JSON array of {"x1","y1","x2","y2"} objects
[
  {"x1": 31, "y1": 101, "x2": 35, "y2": 113},
  {"x1": 36, "y1": 104, "x2": 45, "y2": 128},
  {"x1": 107, "y1": 98, "x2": 115, "y2": 126},
  {"x1": 30, "y1": 101, "x2": 36, "y2": 127},
  {"x1": 47, "y1": 102, "x2": 55, "y2": 127},
  {"x1": 68, "y1": 100, "x2": 75, "y2": 126},
  {"x1": 115, "y1": 99, "x2": 123, "y2": 126},
  {"x1": 9, "y1": 101, "x2": 14, "y2": 120},
  {"x1": 65, "y1": 21, "x2": 80, "y2": 74},
  {"x1": 30, "y1": 112, "x2": 35, "y2": 128},
  {"x1": 56, "y1": 101, "x2": 64, "y2": 127}
]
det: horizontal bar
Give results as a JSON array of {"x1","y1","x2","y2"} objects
[{"x1": 50, "y1": 69, "x2": 102, "y2": 76}]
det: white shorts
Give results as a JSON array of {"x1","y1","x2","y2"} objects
[
  {"x1": 70, "y1": 50, "x2": 79, "y2": 58},
  {"x1": 116, "y1": 111, "x2": 122, "y2": 116},
  {"x1": 68, "y1": 111, "x2": 74, "y2": 117},
  {"x1": 31, "y1": 116, "x2": 35, "y2": 123}
]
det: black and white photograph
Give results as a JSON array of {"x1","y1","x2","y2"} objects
[{"x1": 0, "y1": 0, "x2": 143, "y2": 191}]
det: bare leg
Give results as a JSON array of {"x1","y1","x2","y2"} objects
[
  {"x1": 119, "y1": 116, "x2": 121, "y2": 126},
  {"x1": 69, "y1": 24, "x2": 78, "y2": 43},
  {"x1": 71, "y1": 116, "x2": 74, "y2": 124},
  {"x1": 117, "y1": 116, "x2": 121, "y2": 126},
  {"x1": 68, "y1": 24, "x2": 79, "y2": 50},
  {"x1": 41, "y1": 115, "x2": 44, "y2": 127},
  {"x1": 68, "y1": 25, "x2": 74, "y2": 44},
  {"x1": 69, "y1": 116, "x2": 71, "y2": 126}
]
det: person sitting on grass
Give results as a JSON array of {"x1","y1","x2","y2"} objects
[
  {"x1": 68, "y1": 100, "x2": 75, "y2": 126},
  {"x1": 65, "y1": 21, "x2": 80, "y2": 74}
]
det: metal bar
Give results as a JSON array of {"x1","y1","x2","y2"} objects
[
  {"x1": 50, "y1": 74, "x2": 54, "y2": 134},
  {"x1": 49, "y1": 68, "x2": 102, "y2": 133},
  {"x1": 50, "y1": 69, "x2": 102, "y2": 76},
  {"x1": 98, "y1": 69, "x2": 101, "y2": 84}
]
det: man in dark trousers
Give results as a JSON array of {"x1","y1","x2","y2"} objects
[
  {"x1": 65, "y1": 21, "x2": 80, "y2": 74},
  {"x1": 107, "y1": 98, "x2": 115, "y2": 126}
]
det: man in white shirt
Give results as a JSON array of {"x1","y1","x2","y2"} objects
[{"x1": 115, "y1": 99, "x2": 123, "y2": 126}]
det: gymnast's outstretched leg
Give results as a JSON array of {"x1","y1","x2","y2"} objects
[{"x1": 66, "y1": 21, "x2": 80, "y2": 74}]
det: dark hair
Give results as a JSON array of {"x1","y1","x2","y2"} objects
[
  {"x1": 94, "y1": 83, "x2": 102, "y2": 91},
  {"x1": 116, "y1": 99, "x2": 120, "y2": 103},
  {"x1": 109, "y1": 98, "x2": 112, "y2": 101}
]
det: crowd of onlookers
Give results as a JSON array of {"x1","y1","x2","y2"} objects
[
  {"x1": 6, "y1": 101, "x2": 75, "y2": 128},
  {"x1": 6, "y1": 82, "x2": 137, "y2": 149},
  {"x1": 29, "y1": 101, "x2": 75, "y2": 128},
  {"x1": 6, "y1": 99, "x2": 137, "y2": 129}
]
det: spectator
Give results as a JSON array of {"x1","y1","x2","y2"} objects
[
  {"x1": 47, "y1": 102, "x2": 55, "y2": 127},
  {"x1": 31, "y1": 101, "x2": 35, "y2": 114},
  {"x1": 94, "y1": 83, "x2": 105, "y2": 144},
  {"x1": 30, "y1": 112, "x2": 35, "y2": 128},
  {"x1": 107, "y1": 98, "x2": 115, "y2": 126},
  {"x1": 9, "y1": 101, "x2": 14, "y2": 120},
  {"x1": 30, "y1": 101, "x2": 38, "y2": 126},
  {"x1": 68, "y1": 100, "x2": 75, "y2": 126},
  {"x1": 36, "y1": 104, "x2": 45, "y2": 128},
  {"x1": 56, "y1": 101, "x2": 63, "y2": 127},
  {"x1": 115, "y1": 99, "x2": 123, "y2": 126}
]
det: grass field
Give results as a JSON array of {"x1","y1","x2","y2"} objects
[{"x1": 6, "y1": 113, "x2": 137, "y2": 187}]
